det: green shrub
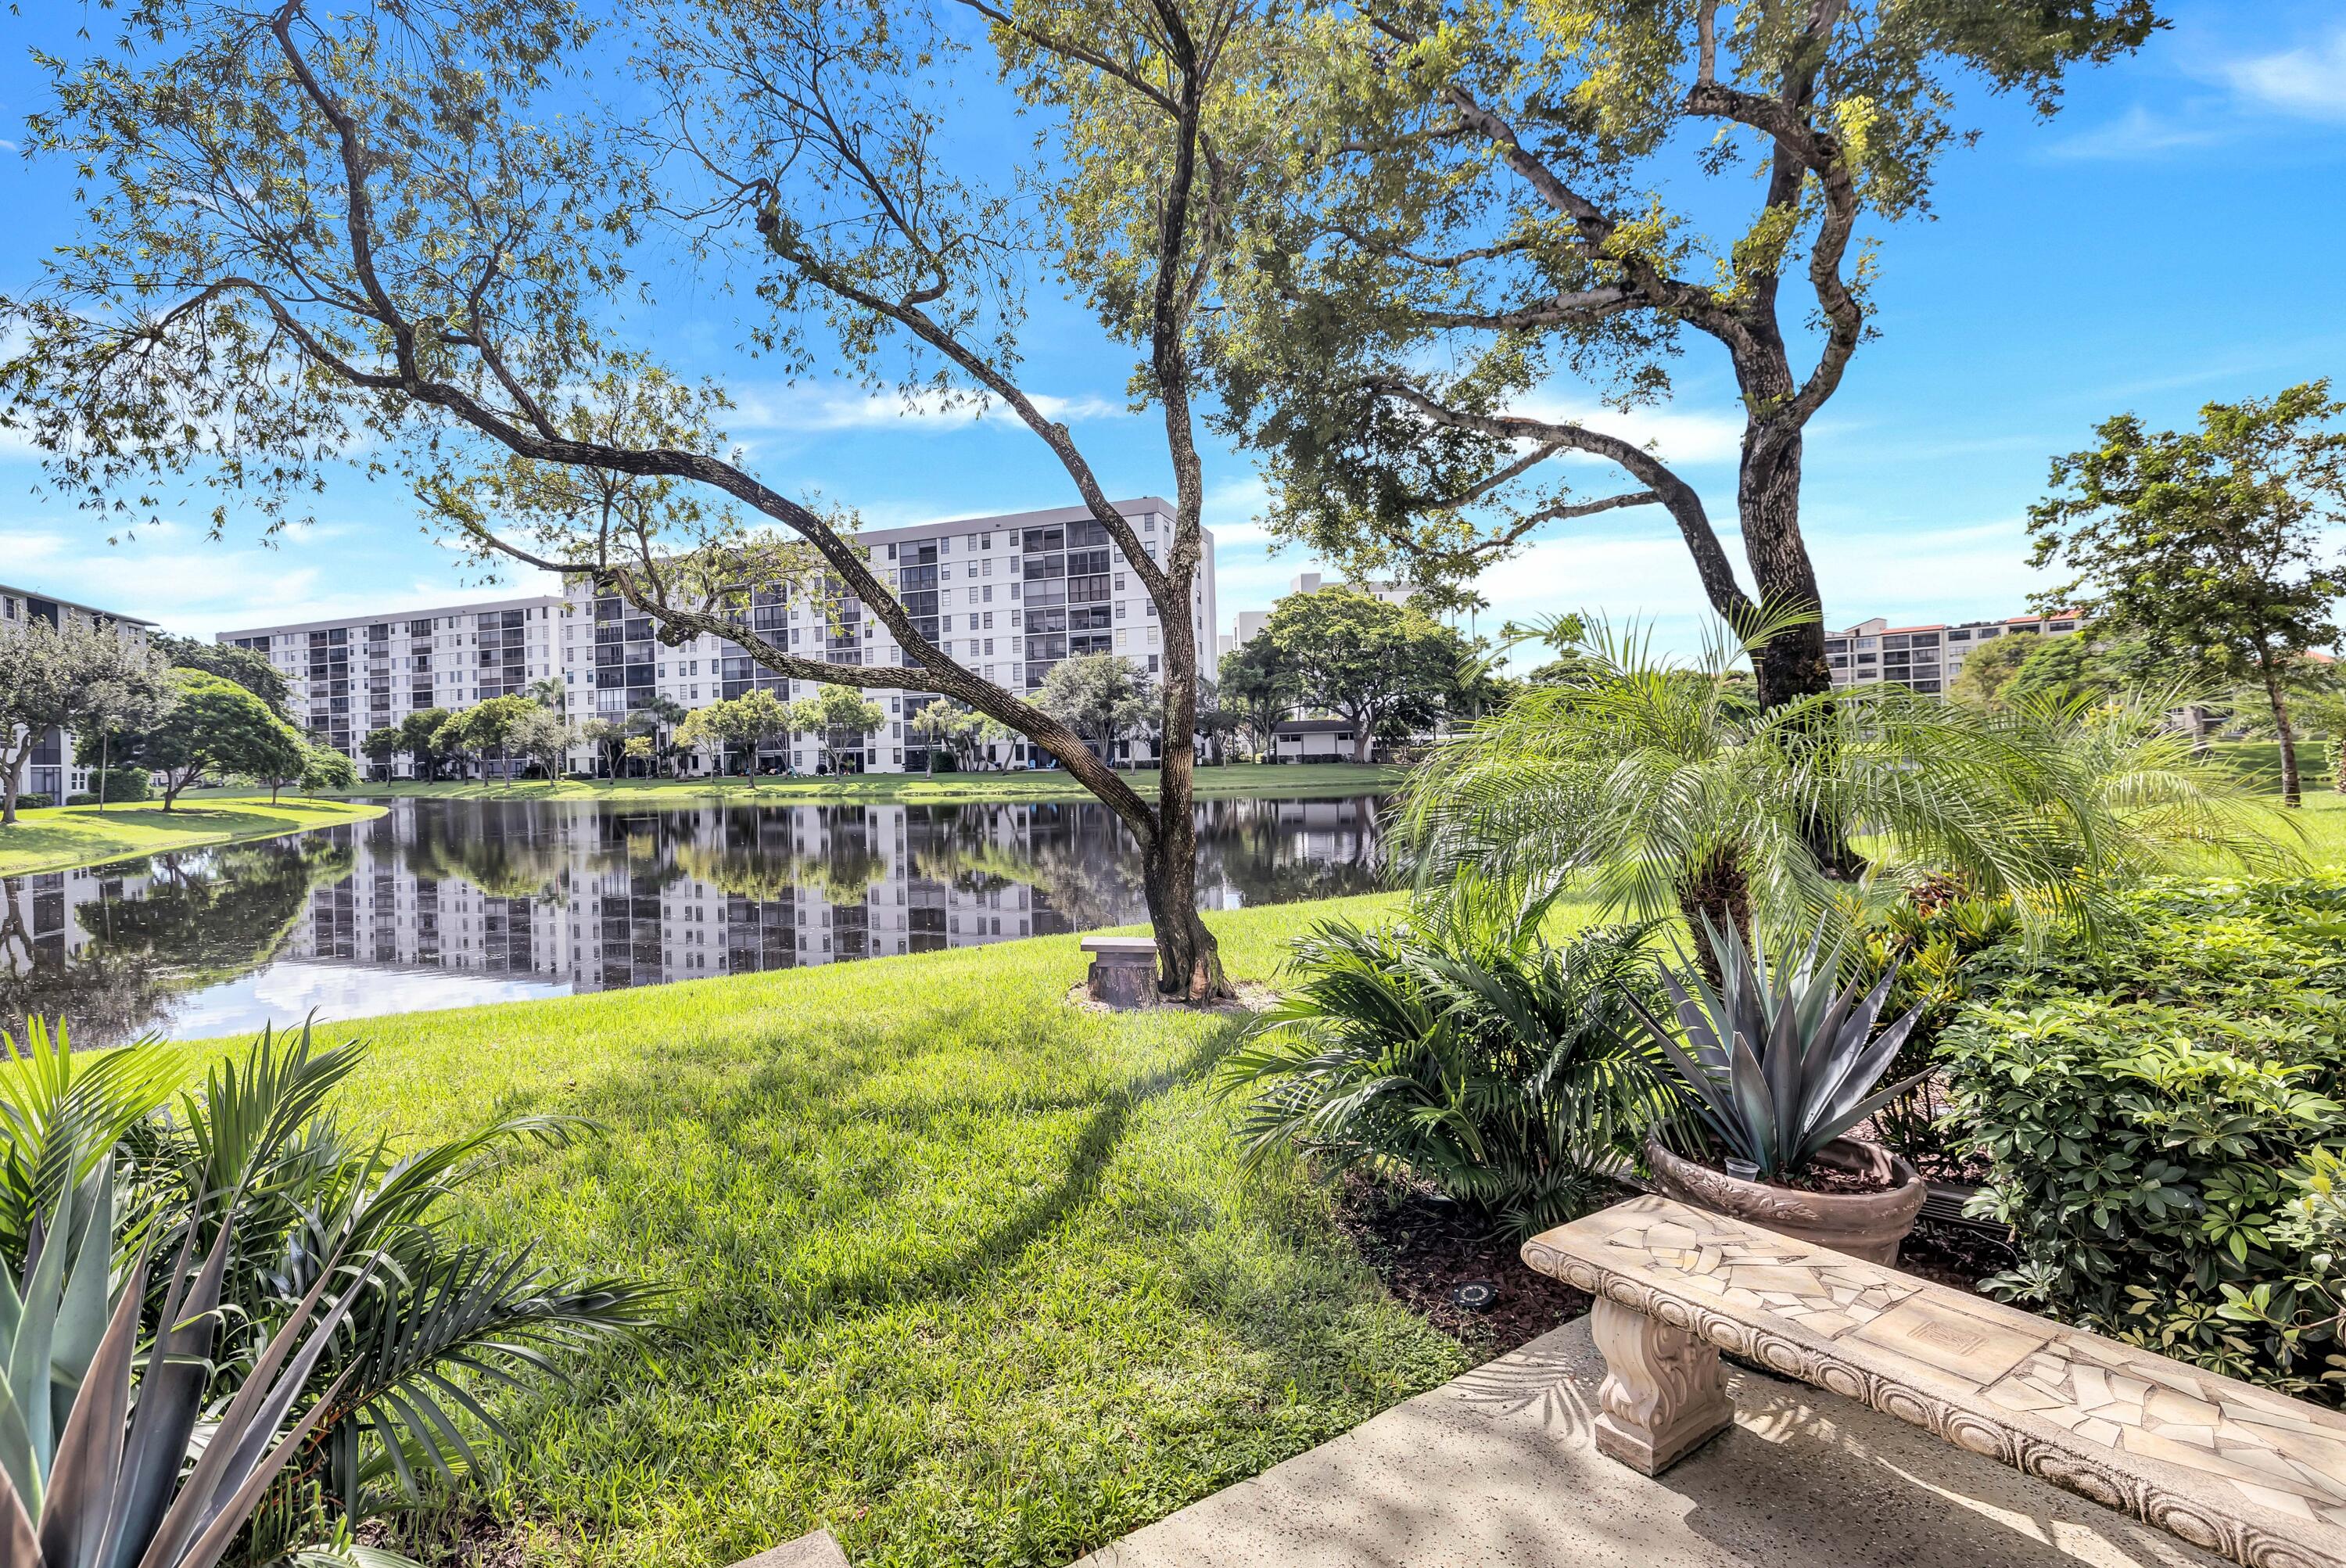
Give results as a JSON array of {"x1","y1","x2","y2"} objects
[
  {"x1": 1943, "y1": 874, "x2": 2346, "y2": 1400},
  {"x1": 88, "y1": 765, "x2": 152, "y2": 802},
  {"x1": 1218, "y1": 900, "x2": 1670, "y2": 1237},
  {"x1": 11, "y1": 791, "x2": 55, "y2": 810}
]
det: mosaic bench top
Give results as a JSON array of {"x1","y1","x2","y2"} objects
[{"x1": 1523, "y1": 1194, "x2": 2346, "y2": 1568}]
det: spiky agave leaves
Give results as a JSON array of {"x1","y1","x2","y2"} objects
[
  {"x1": 0, "y1": 1145, "x2": 376, "y2": 1568},
  {"x1": 1624, "y1": 917, "x2": 1932, "y2": 1182}
]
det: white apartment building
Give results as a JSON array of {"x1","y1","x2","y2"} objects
[
  {"x1": 218, "y1": 498, "x2": 1216, "y2": 777},
  {"x1": 217, "y1": 593, "x2": 564, "y2": 763},
  {"x1": 1824, "y1": 612, "x2": 2082, "y2": 698},
  {"x1": 1, "y1": 583, "x2": 157, "y2": 800}
]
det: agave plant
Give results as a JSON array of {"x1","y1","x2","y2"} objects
[
  {"x1": 1218, "y1": 889, "x2": 1673, "y2": 1236},
  {"x1": 0, "y1": 1127, "x2": 369, "y2": 1567},
  {"x1": 1624, "y1": 919, "x2": 1930, "y2": 1182}
]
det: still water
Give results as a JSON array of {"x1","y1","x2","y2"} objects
[{"x1": 0, "y1": 795, "x2": 1388, "y2": 1048}]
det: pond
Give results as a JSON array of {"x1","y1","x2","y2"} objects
[{"x1": 0, "y1": 794, "x2": 1390, "y2": 1049}]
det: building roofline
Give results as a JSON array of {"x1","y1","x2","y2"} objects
[
  {"x1": 0, "y1": 582, "x2": 157, "y2": 628},
  {"x1": 213, "y1": 591, "x2": 564, "y2": 642}
]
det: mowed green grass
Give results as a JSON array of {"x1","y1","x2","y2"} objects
[
  {"x1": 204, "y1": 895, "x2": 1454, "y2": 1568},
  {"x1": 299, "y1": 761, "x2": 1407, "y2": 806},
  {"x1": 0, "y1": 796, "x2": 385, "y2": 877}
]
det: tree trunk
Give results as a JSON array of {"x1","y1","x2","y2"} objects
[
  {"x1": 1734, "y1": 411, "x2": 1831, "y2": 711},
  {"x1": 1351, "y1": 717, "x2": 1370, "y2": 764},
  {"x1": 1138, "y1": 820, "x2": 1225, "y2": 1002},
  {"x1": 2333, "y1": 732, "x2": 2346, "y2": 795},
  {"x1": 1, "y1": 752, "x2": 20, "y2": 826},
  {"x1": 2259, "y1": 648, "x2": 2301, "y2": 807},
  {"x1": 1673, "y1": 846, "x2": 1752, "y2": 985},
  {"x1": 162, "y1": 767, "x2": 188, "y2": 809}
]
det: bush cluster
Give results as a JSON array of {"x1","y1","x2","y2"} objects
[{"x1": 1942, "y1": 874, "x2": 2346, "y2": 1401}]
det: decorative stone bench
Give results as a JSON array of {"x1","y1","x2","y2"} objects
[
  {"x1": 1523, "y1": 1194, "x2": 2346, "y2": 1568},
  {"x1": 1080, "y1": 935, "x2": 1160, "y2": 1009}
]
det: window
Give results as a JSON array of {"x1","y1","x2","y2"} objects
[{"x1": 981, "y1": 585, "x2": 992, "y2": 604}]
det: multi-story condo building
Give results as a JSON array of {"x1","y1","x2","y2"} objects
[
  {"x1": 1, "y1": 583, "x2": 156, "y2": 799},
  {"x1": 1824, "y1": 612, "x2": 2082, "y2": 698},
  {"x1": 216, "y1": 592, "x2": 564, "y2": 761},
  {"x1": 218, "y1": 498, "x2": 1215, "y2": 777}
]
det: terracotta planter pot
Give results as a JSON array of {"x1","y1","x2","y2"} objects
[{"x1": 1643, "y1": 1135, "x2": 1927, "y2": 1265}]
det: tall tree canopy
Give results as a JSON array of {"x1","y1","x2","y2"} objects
[
  {"x1": 2029, "y1": 382, "x2": 2346, "y2": 806},
  {"x1": 1264, "y1": 587, "x2": 1469, "y2": 762},
  {"x1": 150, "y1": 633, "x2": 294, "y2": 719},
  {"x1": 0, "y1": 0, "x2": 1299, "y2": 999},
  {"x1": 1209, "y1": 0, "x2": 2158, "y2": 706},
  {"x1": 111, "y1": 670, "x2": 304, "y2": 809},
  {"x1": 0, "y1": 614, "x2": 171, "y2": 823}
]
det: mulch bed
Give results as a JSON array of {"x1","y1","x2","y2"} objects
[{"x1": 1328, "y1": 1171, "x2": 1596, "y2": 1356}]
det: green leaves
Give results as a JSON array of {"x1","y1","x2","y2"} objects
[
  {"x1": 1943, "y1": 873, "x2": 2346, "y2": 1401},
  {"x1": 1217, "y1": 901, "x2": 1672, "y2": 1238}
]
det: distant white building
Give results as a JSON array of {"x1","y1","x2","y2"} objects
[
  {"x1": 1, "y1": 583, "x2": 156, "y2": 800},
  {"x1": 217, "y1": 497, "x2": 1217, "y2": 777},
  {"x1": 1222, "y1": 572, "x2": 1420, "y2": 661},
  {"x1": 1824, "y1": 612, "x2": 2082, "y2": 698}
]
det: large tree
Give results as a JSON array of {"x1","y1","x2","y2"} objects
[
  {"x1": 1034, "y1": 655, "x2": 1157, "y2": 764},
  {"x1": 1217, "y1": 633, "x2": 1297, "y2": 760},
  {"x1": 1209, "y1": 2, "x2": 2157, "y2": 708},
  {"x1": 1264, "y1": 587, "x2": 1463, "y2": 762},
  {"x1": 150, "y1": 632, "x2": 294, "y2": 719},
  {"x1": 0, "y1": 0, "x2": 1290, "y2": 999},
  {"x1": 0, "y1": 613, "x2": 171, "y2": 823},
  {"x1": 111, "y1": 670, "x2": 304, "y2": 808},
  {"x1": 2029, "y1": 382, "x2": 2346, "y2": 806}
]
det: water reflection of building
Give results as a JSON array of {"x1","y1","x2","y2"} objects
[
  {"x1": 5, "y1": 795, "x2": 1385, "y2": 1044},
  {"x1": 273, "y1": 802, "x2": 1078, "y2": 996}
]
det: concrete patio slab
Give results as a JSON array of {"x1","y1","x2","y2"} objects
[{"x1": 1078, "y1": 1319, "x2": 2230, "y2": 1568}]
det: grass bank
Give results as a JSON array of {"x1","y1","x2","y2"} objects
[
  {"x1": 202, "y1": 894, "x2": 1450, "y2": 1568},
  {"x1": 303, "y1": 760, "x2": 1408, "y2": 806},
  {"x1": 0, "y1": 796, "x2": 386, "y2": 878}
]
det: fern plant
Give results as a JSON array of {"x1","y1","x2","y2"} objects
[{"x1": 1218, "y1": 894, "x2": 1672, "y2": 1236}]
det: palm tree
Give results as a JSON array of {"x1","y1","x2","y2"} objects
[{"x1": 1400, "y1": 612, "x2": 2289, "y2": 942}]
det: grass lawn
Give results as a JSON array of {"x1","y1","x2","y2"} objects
[
  {"x1": 0, "y1": 796, "x2": 386, "y2": 878},
  {"x1": 300, "y1": 760, "x2": 1409, "y2": 806},
  {"x1": 209, "y1": 893, "x2": 1455, "y2": 1568}
]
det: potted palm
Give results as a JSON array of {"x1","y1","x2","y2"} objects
[{"x1": 1623, "y1": 919, "x2": 1932, "y2": 1265}]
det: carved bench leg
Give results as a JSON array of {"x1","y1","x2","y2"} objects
[{"x1": 1589, "y1": 1295, "x2": 1734, "y2": 1476}]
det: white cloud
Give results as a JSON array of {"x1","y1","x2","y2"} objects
[
  {"x1": 2222, "y1": 27, "x2": 2346, "y2": 122},
  {"x1": 2044, "y1": 104, "x2": 2229, "y2": 161},
  {"x1": 1511, "y1": 396, "x2": 1747, "y2": 468},
  {"x1": 729, "y1": 384, "x2": 1129, "y2": 434}
]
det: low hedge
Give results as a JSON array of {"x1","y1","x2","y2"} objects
[{"x1": 1942, "y1": 874, "x2": 2346, "y2": 1401}]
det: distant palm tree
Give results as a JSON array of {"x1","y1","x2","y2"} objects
[{"x1": 1400, "y1": 611, "x2": 2289, "y2": 941}]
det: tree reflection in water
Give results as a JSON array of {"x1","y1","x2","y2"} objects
[{"x1": 2, "y1": 792, "x2": 1386, "y2": 1046}]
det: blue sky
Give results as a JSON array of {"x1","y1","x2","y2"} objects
[{"x1": 2, "y1": 1, "x2": 2343, "y2": 655}]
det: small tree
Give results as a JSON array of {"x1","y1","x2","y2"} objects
[
  {"x1": 398, "y1": 708, "x2": 455, "y2": 781},
  {"x1": 637, "y1": 695, "x2": 689, "y2": 777},
  {"x1": 1264, "y1": 589, "x2": 1463, "y2": 762},
  {"x1": 2030, "y1": 382, "x2": 2346, "y2": 806},
  {"x1": 303, "y1": 741, "x2": 358, "y2": 794},
  {"x1": 441, "y1": 695, "x2": 540, "y2": 788},
  {"x1": 240, "y1": 722, "x2": 312, "y2": 805},
  {"x1": 788, "y1": 686, "x2": 885, "y2": 776},
  {"x1": 1218, "y1": 636, "x2": 1294, "y2": 762},
  {"x1": 909, "y1": 699, "x2": 972, "y2": 776},
  {"x1": 111, "y1": 670, "x2": 303, "y2": 809},
  {"x1": 1034, "y1": 656, "x2": 1156, "y2": 766},
  {"x1": 74, "y1": 658, "x2": 178, "y2": 815},
  {"x1": 1947, "y1": 633, "x2": 2043, "y2": 709},
  {"x1": 1, "y1": 614, "x2": 170, "y2": 823},
  {"x1": 361, "y1": 725, "x2": 404, "y2": 781},
  {"x1": 581, "y1": 716, "x2": 633, "y2": 778},
  {"x1": 508, "y1": 703, "x2": 578, "y2": 780}
]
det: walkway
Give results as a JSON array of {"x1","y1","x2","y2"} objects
[{"x1": 1078, "y1": 1318, "x2": 2226, "y2": 1568}]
